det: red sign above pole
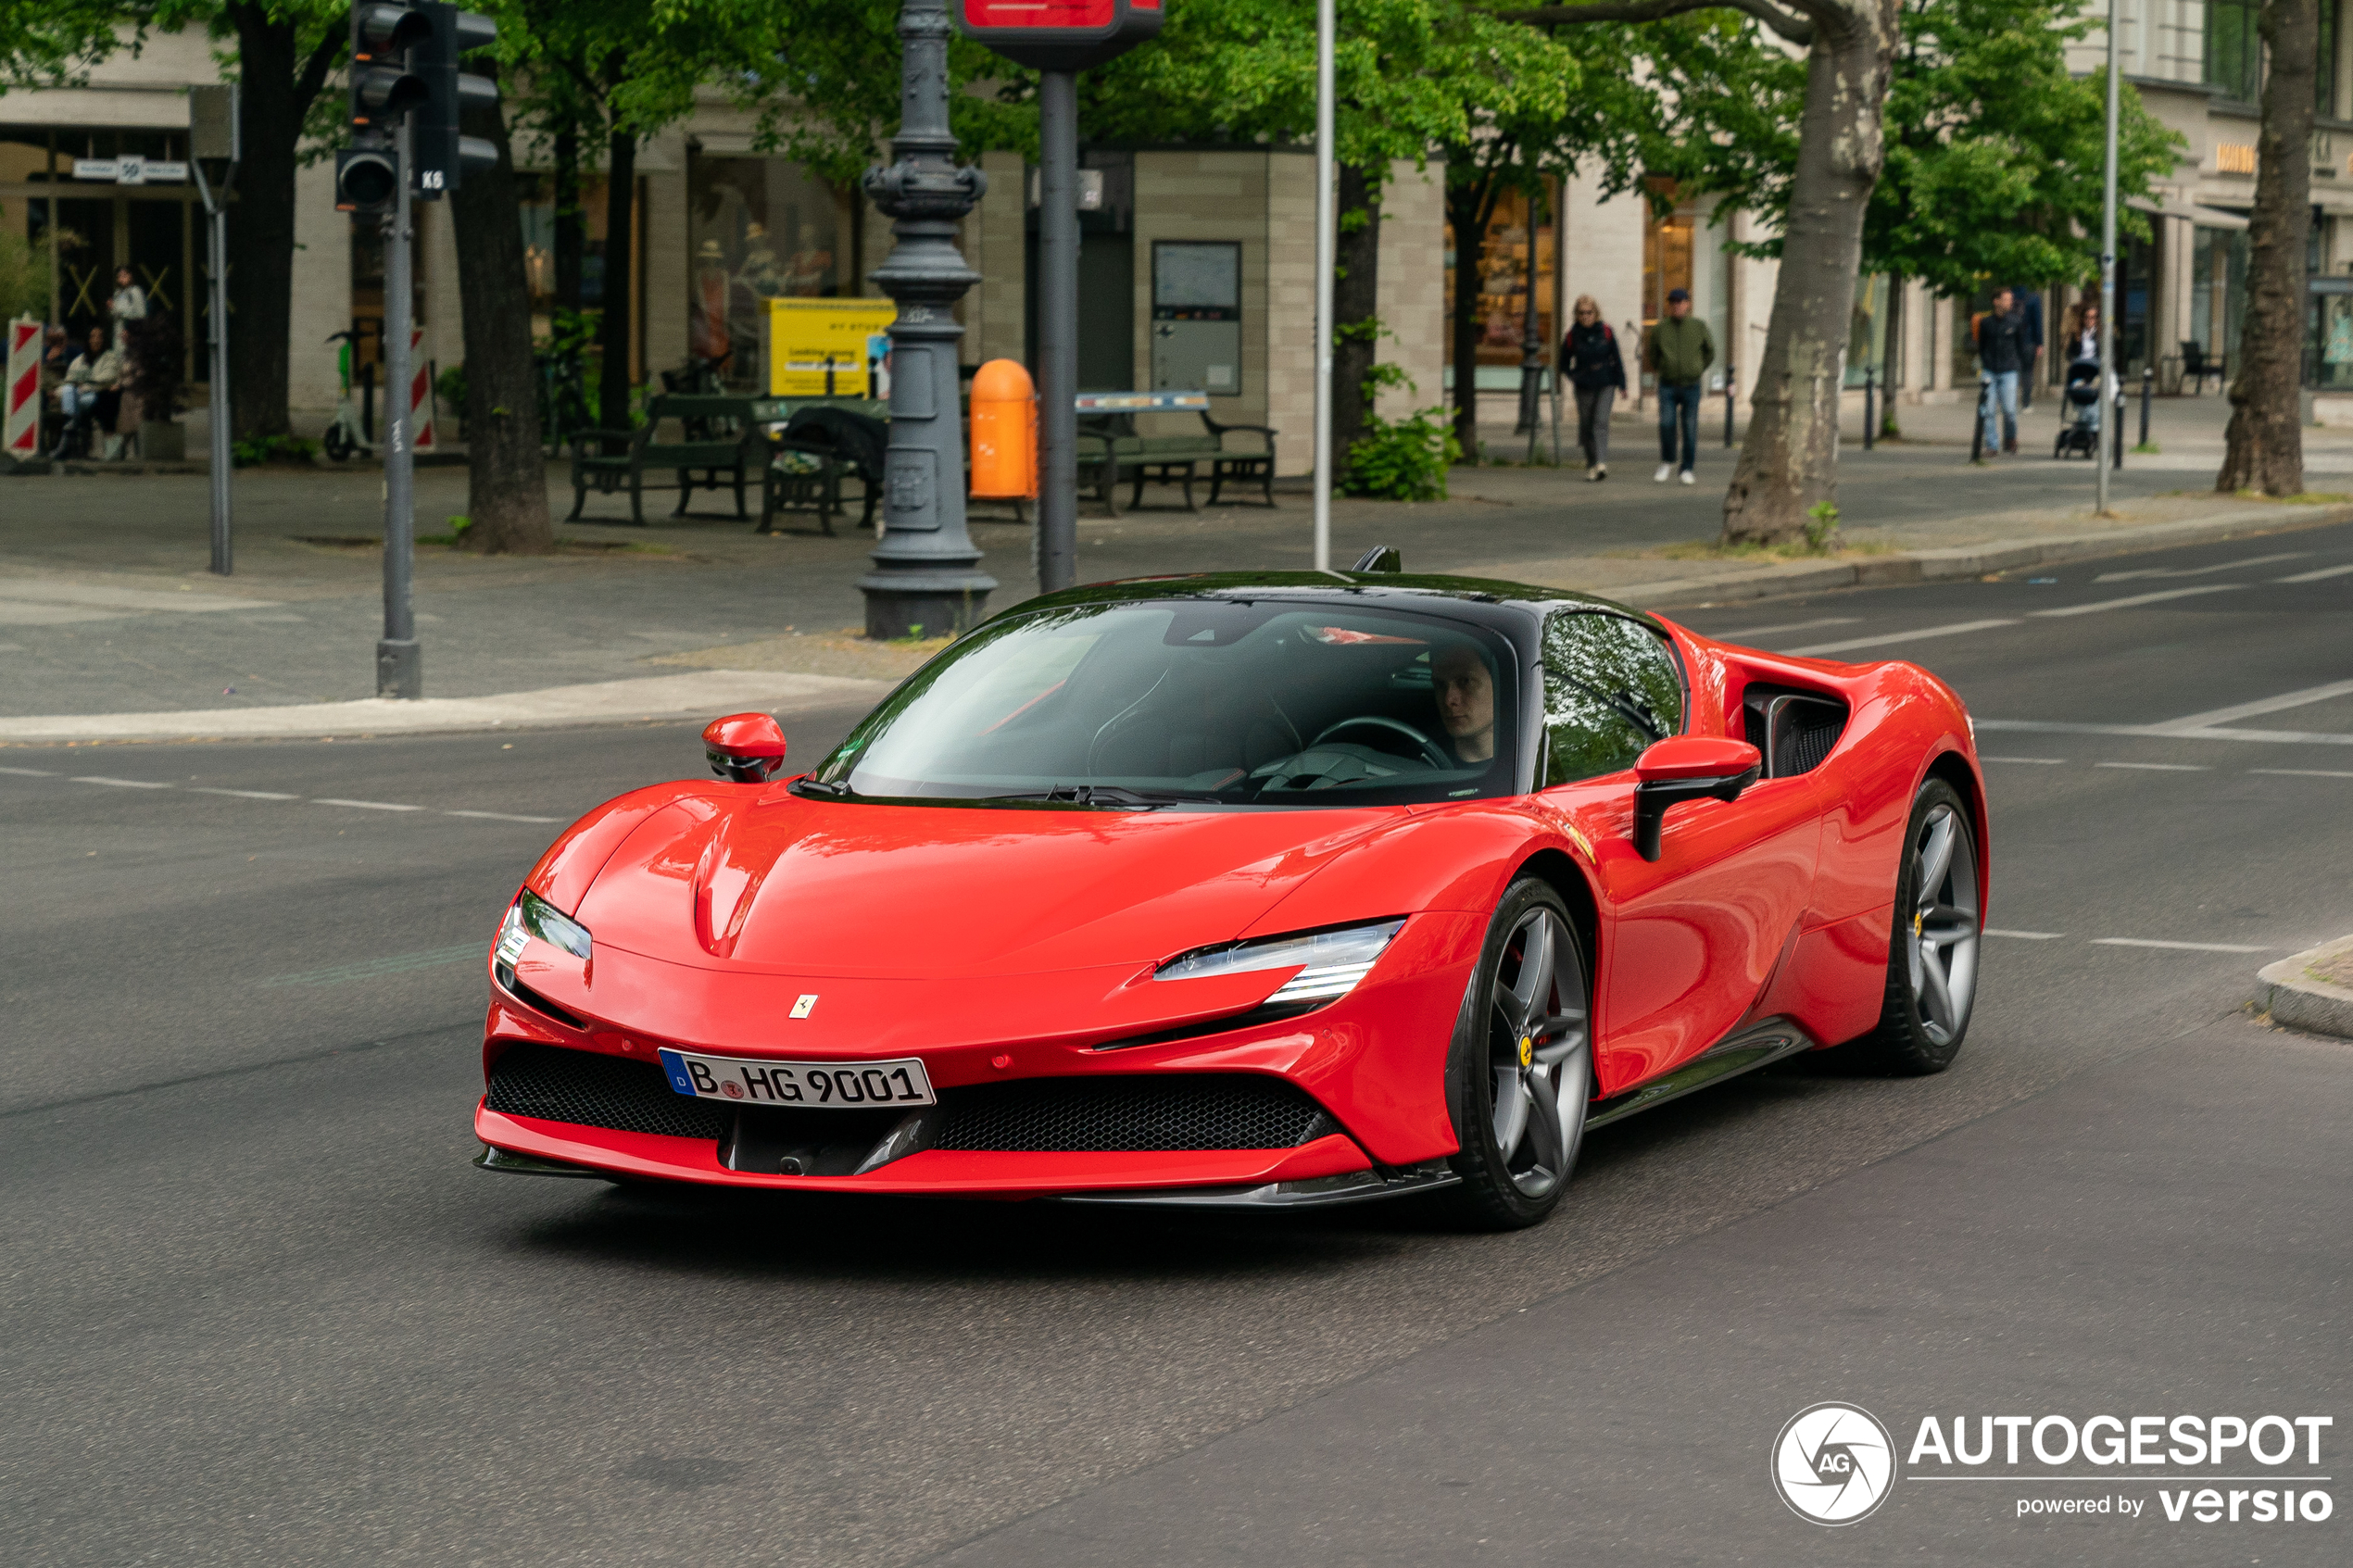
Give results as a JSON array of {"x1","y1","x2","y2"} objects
[{"x1": 958, "y1": 0, "x2": 1163, "y2": 70}]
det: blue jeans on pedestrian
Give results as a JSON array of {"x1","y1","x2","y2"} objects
[
  {"x1": 1981, "y1": 370, "x2": 2020, "y2": 451},
  {"x1": 1657, "y1": 382, "x2": 1703, "y2": 472}
]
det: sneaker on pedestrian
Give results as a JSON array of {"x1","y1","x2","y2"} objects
[
  {"x1": 1584, "y1": 465, "x2": 1600, "y2": 482},
  {"x1": 1679, "y1": 469, "x2": 1695, "y2": 485},
  {"x1": 1594, "y1": 464, "x2": 1607, "y2": 482},
  {"x1": 1654, "y1": 463, "x2": 1672, "y2": 483}
]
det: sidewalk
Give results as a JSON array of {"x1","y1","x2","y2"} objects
[{"x1": 4, "y1": 390, "x2": 2348, "y2": 740}]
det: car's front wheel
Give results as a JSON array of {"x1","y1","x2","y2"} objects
[{"x1": 1444, "y1": 878, "x2": 1592, "y2": 1230}]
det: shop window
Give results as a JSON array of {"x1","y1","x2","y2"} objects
[
  {"x1": 2192, "y1": 223, "x2": 2251, "y2": 370},
  {"x1": 1442, "y1": 184, "x2": 1556, "y2": 394},
  {"x1": 687, "y1": 156, "x2": 843, "y2": 390}
]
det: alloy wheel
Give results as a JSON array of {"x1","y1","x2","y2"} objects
[
  {"x1": 1487, "y1": 906, "x2": 1591, "y2": 1198},
  {"x1": 1906, "y1": 802, "x2": 1982, "y2": 1046}
]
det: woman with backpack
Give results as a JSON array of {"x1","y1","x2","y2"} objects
[{"x1": 1559, "y1": 295, "x2": 1627, "y2": 481}]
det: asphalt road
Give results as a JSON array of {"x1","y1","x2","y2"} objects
[{"x1": 5, "y1": 521, "x2": 2349, "y2": 1565}]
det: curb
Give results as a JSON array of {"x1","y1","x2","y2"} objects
[
  {"x1": 1592, "y1": 502, "x2": 2353, "y2": 610},
  {"x1": 0, "y1": 669, "x2": 890, "y2": 746},
  {"x1": 2258, "y1": 935, "x2": 2353, "y2": 1040}
]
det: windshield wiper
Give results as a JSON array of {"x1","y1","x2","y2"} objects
[
  {"x1": 980, "y1": 784, "x2": 1227, "y2": 808},
  {"x1": 789, "y1": 777, "x2": 853, "y2": 799}
]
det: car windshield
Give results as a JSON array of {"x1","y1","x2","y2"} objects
[{"x1": 807, "y1": 598, "x2": 1522, "y2": 807}]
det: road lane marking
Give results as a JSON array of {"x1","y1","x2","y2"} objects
[
  {"x1": 1782, "y1": 619, "x2": 2020, "y2": 656},
  {"x1": 1715, "y1": 616, "x2": 1861, "y2": 639},
  {"x1": 2094, "y1": 761, "x2": 2208, "y2": 771},
  {"x1": 0, "y1": 765, "x2": 57, "y2": 776},
  {"x1": 1981, "y1": 756, "x2": 2065, "y2": 764},
  {"x1": 259, "y1": 943, "x2": 487, "y2": 988},
  {"x1": 311, "y1": 797, "x2": 427, "y2": 812},
  {"x1": 1975, "y1": 719, "x2": 2353, "y2": 746},
  {"x1": 2251, "y1": 767, "x2": 2353, "y2": 778},
  {"x1": 444, "y1": 809, "x2": 561, "y2": 823},
  {"x1": 2276, "y1": 561, "x2": 2353, "y2": 583},
  {"x1": 2027, "y1": 583, "x2": 2246, "y2": 617},
  {"x1": 191, "y1": 787, "x2": 300, "y2": 799},
  {"x1": 2092, "y1": 937, "x2": 2271, "y2": 953},
  {"x1": 70, "y1": 776, "x2": 174, "y2": 788},
  {"x1": 2095, "y1": 551, "x2": 2308, "y2": 583},
  {"x1": 2156, "y1": 677, "x2": 2353, "y2": 732},
  {"x1": 1986, "y1": 929, "x2": 2065, "y2": 939}
]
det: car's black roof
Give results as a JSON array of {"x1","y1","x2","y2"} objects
[{"x1": 1006, "y1": 570, "x2": 1666, "y2": 641}]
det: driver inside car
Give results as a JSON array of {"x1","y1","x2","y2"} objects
[{"x1": 1432, "y1": 641, "x2": 1497, "y2": 766}]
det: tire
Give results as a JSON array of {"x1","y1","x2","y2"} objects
[
  {"x1": 322, "y1": 425, "x2": 350, "y2": 462},
  {"x1": 1845, "y1": 777, "x2": 1982, "y2": 1074},
  {"x1": 1442, "y1": 877, "x2": 1593, "y2": 1231}
]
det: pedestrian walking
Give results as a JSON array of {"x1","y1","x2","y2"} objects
[
  {"x1": 1974, "y1": 287, "x2": 2032, "y2": 457},
  {"x1": 1643, "y1": 288, "x2": 1713, "y2": 484},
  {"x1": 2058, "y1": 298, "x2": 2115, "y2": 433},
  {"x1": 2014, "y1": 285, "x2": 2045, "y2": 410},
  {"x1": 1559, "y1": 295, "x2": 1626, "y2": 482}
]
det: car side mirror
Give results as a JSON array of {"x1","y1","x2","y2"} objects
[
  {"x1": 1630, "y1": 737, "x2": 1761, "y2": 862},
  {"x1": 703, "y1": 712, "x2": 787, "y2": 784}
]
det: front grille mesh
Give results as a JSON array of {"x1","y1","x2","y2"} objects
[
  {"x1": 932, "y1": 1074, "x2": 1332, "y2": 1153},
  {"x1": 485, "y1": 1047, "x2": 1336, "y2": 1156},
  {"x1": 485, "y1": 1044, "x2": 729, "y2": 1141}
]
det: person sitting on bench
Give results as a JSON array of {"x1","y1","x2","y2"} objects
[{"x1": 53, "y1": 328, "x2": 122, "y2": 460}]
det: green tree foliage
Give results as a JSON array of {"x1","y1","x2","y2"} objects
[
  {"x1": 0, "y1": 1, "x2": 139, "y2": 89},
  {"x1": 1651, "y1": 0, "x2": 2184, "y2": 291}
]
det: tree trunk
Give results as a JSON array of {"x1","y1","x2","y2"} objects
[
  {"x1": 453, "y1": 86, "x2": 553, "y2": 555},
  {"x1": 2218, "y1": 0, "x2": 2317, "y2": 496},
  {"x1": 1446, "y1": 182, "x2": 1495, "y2": 459},
  {"x1": 1720, "y1": 3, "x2": 1897, "y2": 545},
  {"x1": 553, "y1": 126, "x2": 584, "y2": 314},
  {"x1": 224, "y1": 11, "x2": 301, "y2": 442},
  {"x1": 596, "y1": 125, "x2": 637, "y2": 440},
  {"x1": 1332, "y1": 160, "x2": 1383, "y2": 469}
]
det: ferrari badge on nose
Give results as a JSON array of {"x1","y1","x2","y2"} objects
[{"x1": 790, "y1": 995, "x2": 819, "y2": 1019}]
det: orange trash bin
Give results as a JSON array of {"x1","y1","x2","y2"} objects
[{"x1": 969, "y1": 358, "x2": 1038, "y2": 499}]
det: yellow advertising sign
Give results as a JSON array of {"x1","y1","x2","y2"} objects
[{"x1": 767, "y1": 298, "x2": 898, "y2": 396}]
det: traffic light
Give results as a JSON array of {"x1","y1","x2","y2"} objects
[
  {"x1": 347, "y1": 4, "x2": 431, "y2": 132},
  {"x1": 411, "y1": 6, "x2": 501, "y2": 198},
  {"x1": 334, "y1": 147, "x2": 400, "y2": 213}
]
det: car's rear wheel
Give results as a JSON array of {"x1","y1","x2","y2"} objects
[
  {"x1": 1444, "y1": 878, "x2": 1592, "y2": 1231},
  {"x1": 1849, "y1": 777, "x2": 1982, "y2": 1073}
]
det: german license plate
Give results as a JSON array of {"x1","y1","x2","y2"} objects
[{"x1": 656, "y1": 1048, "x2": 936, "y2": 1109}]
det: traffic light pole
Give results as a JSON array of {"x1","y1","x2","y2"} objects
[
  {"x1": 193, "y1": 156, "x2": 234, "y2": 576},
  {"x1": 378, "y1": 119, "x2": 422, "y2": 698},
  {"x1": 1037, "y1": 69, "x2": 1078, "y2": 595}
]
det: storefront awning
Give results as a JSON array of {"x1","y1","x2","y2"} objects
[{"x1": 2128, "y1": 194, "x2": 2250, "y2": 230}]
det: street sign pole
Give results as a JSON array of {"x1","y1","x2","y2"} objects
[
  {"x1": 1038, "y1": 68, "x2": 1079, "y2": 594},
  {"x1": 1312, "y1": 0, "x2": 1334, "y2": 571},
  {"x1": 379, "y1": 116, "x2": 421, "y2": 698},
  {"x1": 2096, "y1": 0, "x2": 2120, "y2": 516},
  {"x1": 190, "y1": 84, "x2": 238, "y2": 575}
]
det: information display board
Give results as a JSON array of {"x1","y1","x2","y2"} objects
[{"x1": 764, "y1": 298, "x2": 900, "y2": 397}]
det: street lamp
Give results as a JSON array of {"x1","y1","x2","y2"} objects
[{"x1": 858, "y1": 0, "x2": 997, "y2": 639}]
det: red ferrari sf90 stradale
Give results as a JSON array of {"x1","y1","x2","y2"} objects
[{"x1": 474, "y1": 565, "x2": 1986, "y2": 1229}]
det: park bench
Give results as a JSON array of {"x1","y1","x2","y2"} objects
[
  {"x1": 566, "y1": 393, "x2": 759, "y2": 524},
  {"x1": 1073, "y1": 392, "x2": 1278, "y2": 516},
  {"x1": 752, "y1": 396, "x2": 890, "y2": 535}
]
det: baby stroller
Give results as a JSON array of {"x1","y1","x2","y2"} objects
[{"x1": 2054, "y1": 359, "x2": 2103, "y2": 459}]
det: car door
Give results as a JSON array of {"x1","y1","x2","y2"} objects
[{"x1": 1531, "y1": 612, "x2": 1823, "y2": 1096}]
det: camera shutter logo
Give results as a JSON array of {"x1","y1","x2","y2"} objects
[{"x1": 1771, "y1": 1402, "x2": 1899, "y2": 1524}]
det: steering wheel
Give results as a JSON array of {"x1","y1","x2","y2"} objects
[{"x1": 1311, "y1": 716, "x2": 1451, "y2": 771}]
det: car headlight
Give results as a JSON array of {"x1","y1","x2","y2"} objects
[
  {"x1": 496, "y1": 889, "x2": 592, "y2": 966},
  {"x1": 1154, "y1": 919, "x2": 1405, "y2": 1004}
]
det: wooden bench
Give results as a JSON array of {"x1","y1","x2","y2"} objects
[
  {"x1": 567, "y1": 394, "x2": 759, "y2": 524},
  {"x1": 1072, "y1": 392, "x2": 1278, "y2": 516},
  {"x1": 751, "y1": 396, "x2": 890, "y2": 535}
]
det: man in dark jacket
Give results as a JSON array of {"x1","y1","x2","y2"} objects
[
  {"x1": 2013, "y1": 286, "x2": 2045, "y2": 409},
  {"x1": 1643, "y1": 288, "x2": 1714, "y2": 484},
  {"x1": 1559, "y1": 295, "x2": 1626, "y2": 480},
  {"x1": 1975, "y1": 287, "x2": 2032, "y2": 456}
]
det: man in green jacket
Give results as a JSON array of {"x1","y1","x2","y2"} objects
[{"x1": 1643, "y1": 288, "x2": 1715, "y2": 485}]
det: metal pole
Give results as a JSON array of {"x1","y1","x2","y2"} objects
[
  {"x1": 2140, "y1": 363, "x2": 2153, "y2": 448},
  {"x1": 1724, "y1": 363, "x2": 1735, "y2": 447},
  {"x1": 858, "y1": 0, "x2": 997, "y2": 633},
  {"x1": 2096, "y1": 0, "x2": 2120, "y2": 514},
  {"x1": 1516, "y1": 193, "x2": 1542, "y2": 445},
  {"x1": 194, "y1": 158, "x2": 235, "y2": 575},
  {"x1": 378, "y1": 118, "x2": 421, "y2": 699},
  {"x1": 1312, "y1": 0, "x2": 1335, "y2": 571},
  {"x1": 1037, "y1": 69, "x2": 1078, "y2": 595},
  {"x1": 1863, "y1": 365, "x2": 1876, "y2": 451}
]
